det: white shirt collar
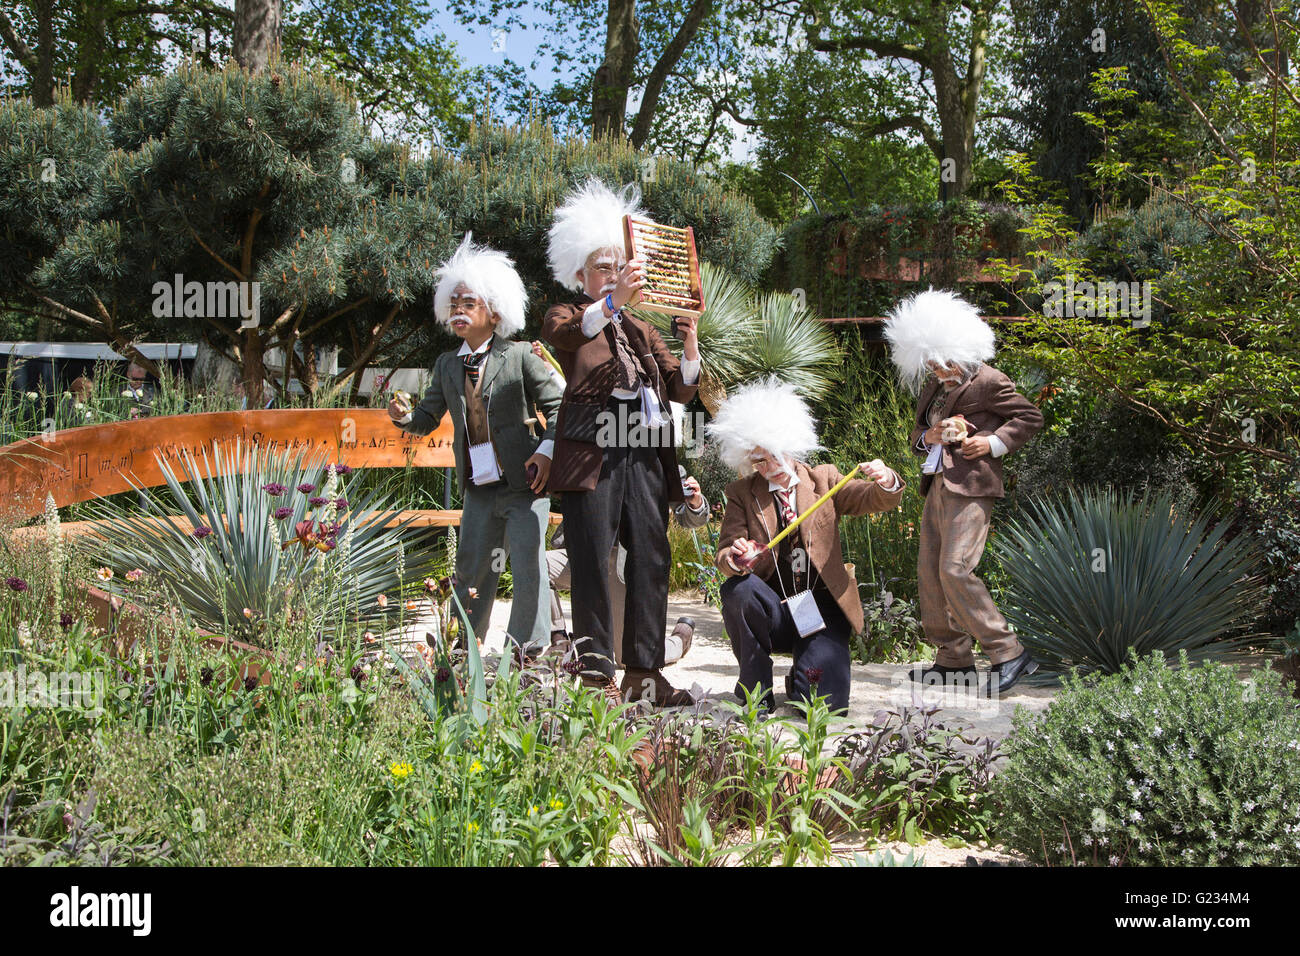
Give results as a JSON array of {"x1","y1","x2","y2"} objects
[
  {"x1": 767, "y1": 473, "x2": 801, "y2": 494},
  {"x1": 457, "y1": 335, "x2": 494, "y2": 357}
]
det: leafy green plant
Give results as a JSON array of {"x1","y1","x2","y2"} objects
[
  {"x1": 834, "y1": 706, "x2": 1000, "y2": 845},
  {"x1": 853, "y1": 576, "x2": 926, "y2": 664},
  {"x1": 83, "y1": 441, "x2": 444, "y2": 645},
  {"x1": 989, "y1": 487, "x2": 1266, "y2": 674},
  {"x1": 632, "y1": 260, "x2": 843, "y2": 410},
  {"x1": 994, "y1": 650, "x2": 1300, "y2": 866}
]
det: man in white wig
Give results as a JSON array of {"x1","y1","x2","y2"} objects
[
  {"x1": 389, "y1": 234, "x2": 563, "y2": 656},
  {"x1": 883, "y1": 289, "x2": 1044, "y2": 695},
  {"x1": 542, "y1": 179, "x2": 701, "y2": 707},
  {"x1": 708, "y1": 377, "x2": 905, "y2": 714}
]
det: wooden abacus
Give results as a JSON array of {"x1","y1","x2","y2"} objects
[{"x1": 623, "y1": 214, "x2": 706, "y2": 323}]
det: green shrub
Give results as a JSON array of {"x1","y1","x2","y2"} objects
[
  {"x1": 851, "y1": 580, "x2": 927, "y2": 664},
  {"x1": 990, "y1": 487, "x2": 1265, "y2": 674},
  {"x1": 993, "y1": 650, "x2": 1300, "y2": 866},
  {"x1": 812, "y1": 336, "x2": 924, "y2": 603}
]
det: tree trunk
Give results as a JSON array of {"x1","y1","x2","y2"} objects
[
  {"x1": 931, "y1": 40, "x2": 973, "y2": 199},
  {"x1": 592, "y1": 0, "x2": 638, "y2": 140},
  {"x1": 32, "y1": 0, "x2": 54, "y2": 107},
  {"x1": 192, "y1": 340, "x2": 241, "y2": 395},
  {"x1": 232, "y1": 0, "x2": 282, "y2": 74},
  {"x1": 242, "y1": 327, "x2": 266, "y2": 407}
]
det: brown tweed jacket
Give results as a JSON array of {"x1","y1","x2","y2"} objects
[
  {"x1": 714, "y1": 461, "x2": 906, "y2": 634},
  {"x1": 908, "y1": 363, "x2": 1044, "y2": 498},
  {"x1": 542, "y1": 296, "x2": 697, "y2": 500}
]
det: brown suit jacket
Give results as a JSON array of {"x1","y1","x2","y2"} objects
[
  {"x1": 908, "y1": 363, "x2": 1044, "y2": 498},
  {"x1": 542, "y1": 296, "x2": 697, "y2": 500},
  {"x1": 714, "y1": 461, "x2": 906, "y2": 634}
]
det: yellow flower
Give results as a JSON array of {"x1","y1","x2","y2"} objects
[
  {"x1": 95, "y1": 567, "x2": 113, "y2": 583},
  {"x1": 549, "y1": 798, "x2": 564, "y2": 811},
  {"x1": 466, "y1": 820, "x2": 480, "y2": 833},
  {"x1": 528, "y1": 805, "x2": 539, "y2": 816},
  {"x1": 388, "y1": 761, "x2": 413, "y2": 780},
  {"x1": 469, "y1": 759, "x2": 483, "y2": 774}
]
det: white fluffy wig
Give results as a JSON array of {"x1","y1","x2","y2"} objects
[
  {"x1": 546, "y1": 178, "x2": 645, "y2": 291},
  {"x1": 883, "y1": 288, "x2": 996, "y2": 393},
  {"x1": 705, "y1": 376, "x2": 823, "y2": 478},
  {"x1": 433, "y1": 233, "x2": 527, "y2": 338}
]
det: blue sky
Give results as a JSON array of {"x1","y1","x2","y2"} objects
[{"x1": 427, "y1": 5, "x2": 759, "y2": 163}]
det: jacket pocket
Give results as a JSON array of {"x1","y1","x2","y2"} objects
[{"x1": 558, "y1": 401, "x2": 603, "y2": 444}]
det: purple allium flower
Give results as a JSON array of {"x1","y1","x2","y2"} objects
[
  {"x1": 333, "y1": 497, "x2": 348, "y2": 511},
  {"x1": 273, "y1": 506, "x2": 292, "y2": 520},
  {"x1": 309, "y1": 496, "x2": 327, "y2": 507},
  {"x1": 297, "y1": 483, "x2": 316, "y2": 494},
  {"x1": 59, "y1": 612, "x2": 74, "y2": 630},
  {"x1": 435, "y1": 666, "x2": 451, "y2": 684},
  {"x1": 805, "y1": 666, "x2": 824, "y2": 684},
  {"x1": 191, "y1": 525, "x2": 212, "y2": 539},
  {"x1": 261, "y1": 482, "x2": 287, "y2": 496},
  {"x1": 5, "y1": 576, "x2": 28, "y2": 592},
  {"x1": 333, "y1": 464, "x2": 353, "y2": 476}
]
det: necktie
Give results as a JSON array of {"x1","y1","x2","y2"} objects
[
  {"x1": 464, "y1": 341, "x2": 490, "y2": 389},
  {"x1": 609, "y1": 317, "x2": 642, "y2": 392},
  {"x1": 773, "y1": 488, "x2": 797, "y2": 525}
]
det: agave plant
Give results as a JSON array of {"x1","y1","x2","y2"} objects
[
  {"x1": 83, "y1": 440, "x2": 444, "y2": 645},
  {"x1": 989, "y1": 487, "x2": 1266, "y2": 675},
  {"x1": 630, "y1": 261, "x2": 841, "y2": 411}
]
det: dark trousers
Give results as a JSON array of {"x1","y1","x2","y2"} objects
[
  {"x1": 721, "y1": 573, "x2": 852, "y2": 714},
  {"x1": 560, "y1": 402, "x2": 671, "y2": 678}
]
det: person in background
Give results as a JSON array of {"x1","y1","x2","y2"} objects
[
  {"x1": 390, "y1": 234, "x2": 562, "y2": 658},
  {"x1": 883, "y1": 288, "x2": 1045, "y2": 696}
]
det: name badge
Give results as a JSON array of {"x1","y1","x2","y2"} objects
[
  {"x1": 921, "y1": 443, "x2": 943, "y2": 475},
  {"x1": 639, "y1": 384, "x2": 668, "y2": 428},
  {"x1": 468, "y1": 440, "x2": 502, "y2": 485},
  {"x1": 783, "y1": 589, "x2": 826, "y2": 638}
]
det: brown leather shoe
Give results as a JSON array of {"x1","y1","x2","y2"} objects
[
  {"x1": 543, "y1": 631, "x2": 572, "y2": 661},
  {"x1": 621, "y1": 668, "x2": 694, "y2": 708},
  {"x1": 671, "y1": 617, "x2": 695, "y2": 659},
  {"x1": 580, "y1": 673, "x2": 623, "y2": 708}
]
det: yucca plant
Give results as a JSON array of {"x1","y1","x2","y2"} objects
[
  {"x1": 83, "y1": 440, "x2": 443, "y2": 646},
  {"x1": 989, "y1": 487, "x2": 1266, "y2": 675},
  {"x1": 739, "y1": 290, "x2": 843, "y2": 404},
  {"x1": 631, "y1": 261, "x2": 841, "y2": 411}
]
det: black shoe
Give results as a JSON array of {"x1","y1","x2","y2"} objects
[
  {"x1": 990, "y1": 649, "x2": 1039, "y2": 695},
  {"x1": 910, "y1": 661, "x2": 978, "y2": 684}
]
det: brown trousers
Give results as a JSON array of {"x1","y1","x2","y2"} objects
[{"x1": 917, "y1": 479, "x2": 1023, "y2": 667}]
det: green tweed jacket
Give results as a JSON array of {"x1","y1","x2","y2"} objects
[{"x1": 395, "y1": 336, "x2": 564, "y2": 494}]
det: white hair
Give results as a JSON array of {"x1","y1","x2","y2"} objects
[
  {"x1": 705, "y1": 376, "x2": 823, "y2": 477},
  {"x1": 883, "y1": 288, "x2": 996, "y2": 393},
  {"x1": 433, "y1": 233, "x2": 527, "y2": 337},
  {"x1": 546, "y1": 178, "x2": 645, "y2": 291}
]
